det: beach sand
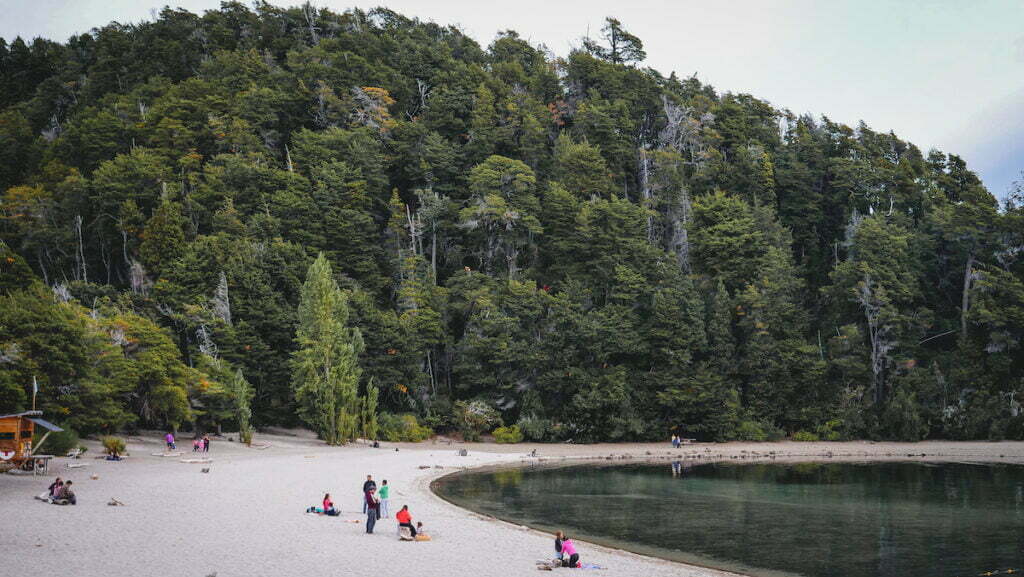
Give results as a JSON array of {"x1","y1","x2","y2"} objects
[{"x1": 3, "y1": 433, "x2": 1023, "y2": 577}]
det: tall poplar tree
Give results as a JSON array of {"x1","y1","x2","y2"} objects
[{"x1": 291, "y1": 253, "x2": 365, "y2": 445}]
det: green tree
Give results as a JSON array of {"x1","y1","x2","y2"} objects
[{"x1": 291, "y1": 253, "x2": 365, "y2": 445}]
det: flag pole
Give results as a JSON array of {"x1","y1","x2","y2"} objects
[{"x1": 32, "y1": 375, "x2": 37, "y2": 411}]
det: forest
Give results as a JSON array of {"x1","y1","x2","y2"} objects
[{"x1": 1, "y1": 3, "x2": 1022, "y2": 444}]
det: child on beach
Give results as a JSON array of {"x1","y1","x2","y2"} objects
[
  {"x1": 554, "y1": 530, "x2": 565, "y2": 561},
  {"x1": 193, "y1": 438, "x2": 201, "y2": 452},
  {"x1": 165, "y1": 432, "x2": 176, "y2": 451},
  {"x1": 36, "y1": 477, "x2": 62, "y2": 502}
]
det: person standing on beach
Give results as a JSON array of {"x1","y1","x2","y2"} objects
[
  {"x1": 165, "y1": 432, "x2": 176, "y2": 451},
  {"x1": 362, "y1": 475, "x2": 376, "y2": 513},
  {"x1": 378, "y1": 480, "x2": 390, "y2": 517},
  {"x1": 364, "y1": 487, "x2": 379, "y2": 533},
  {"x1": 202, "y1": 434, "x2": 210, "y2": 453}
]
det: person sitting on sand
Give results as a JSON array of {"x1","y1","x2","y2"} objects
[
  {"x1": 323, "y1": 493, "x2": 338, "y2": 516},
  {"x1": 395, "y1": 505, "x2": 417, "y2": 537},
  {"x1": 559, "y1": 534, "x2": 579, "y2": 568},
  {"x1": 554, "y1": 530, "x2": 565, "y2": 561},
  {"x1": 36, "y1": 477, "x2": 62, "y2": 502},
  {"x1": 54, "y1": 480, "x2": 76, "y2": 505}
]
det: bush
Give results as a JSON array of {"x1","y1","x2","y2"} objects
[
  {"x1": 101, "y1": 436, "x2": 126, "y2": 456},
  {"x1": 452, "y1": 400, "x2": 500, "y2": 442},
  {"x1": 814, "y1": 419, "x2": 843, "y2": 441},
  {"x1": 735, "y1": 420, "x2": 785, "y2": 442},
  {"x1": 792, "y1": 430, "x2": 820, "y2": 442},
  {"x1": 735, "y1": 420, "x2": 767, "y2": 441},
  {"x1": 517, "y1": 416, "x2": 554, "y2": 442},
  {"x1": 378, "y1": 413, "x2": 433, "y2": 442},
  {"x1": 33, "y1": 427, "x2": 79, "y2": 455},
  {"x1": 492, "y1": 425, "x2": 524, "y2": 444}
]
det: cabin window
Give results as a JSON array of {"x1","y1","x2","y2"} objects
[
  {"x1": 0, "y1": 432, "x2": 15, "y2": 440},
  {"x1": 21, "y1": 429, "x2": 33, "y2": 438}
]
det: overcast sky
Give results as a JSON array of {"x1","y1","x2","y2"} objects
[{"x1": 3, "y1": 0, "x2": 1022, "y2": 199}]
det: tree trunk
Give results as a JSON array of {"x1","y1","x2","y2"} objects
[{"x1": 960, "y1": 253, "x2": 975, "y2": 341}]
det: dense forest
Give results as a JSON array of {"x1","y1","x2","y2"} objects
[{"x1": 1, "y1": 3, "x2": 1022, "y2": 443}]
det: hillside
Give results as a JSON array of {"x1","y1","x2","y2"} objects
[{"x1": 1, "y1": 4, "x2": 1022, "y2": 442}]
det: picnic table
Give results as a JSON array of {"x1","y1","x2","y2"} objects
[{"x1": 25, "y1": 455, "x2": 54, "y2": 475}]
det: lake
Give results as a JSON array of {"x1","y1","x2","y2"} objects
[{"x1": 432, "y1": 460, "x2": 1024, "y2": 577}]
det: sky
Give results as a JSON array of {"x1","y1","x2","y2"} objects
[{"x1": 2, "y1": 0, "x2": 1022, "y2": 199}]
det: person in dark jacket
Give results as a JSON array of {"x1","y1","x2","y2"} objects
[
  {"x1": 362, "y1": 475, "x2": 376, "y2": 513},
  {"x1": 365, "y1": 488, "x2": 379, "y2": 533}
]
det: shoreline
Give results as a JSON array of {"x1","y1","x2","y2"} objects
[{"x1": 3, "y1": 435, "x2": 1023, "y2": 577}]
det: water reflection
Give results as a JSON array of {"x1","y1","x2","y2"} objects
[{"x1": 434, "y1": 461, "x2": 1024, "y2": 577}]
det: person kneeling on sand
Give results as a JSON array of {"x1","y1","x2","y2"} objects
[
  {"x1": 53, "y1": 480, "x2": 76, "y2": 505},
  {"x1": 396, "y1": 505, "x2": 417, "y2": 537},
  {"x1": 559, "y1": 534, "x2": 579, "y2": 568}
]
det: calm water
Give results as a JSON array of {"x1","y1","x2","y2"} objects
[{"x1": 433, "y1": 461, "x2": 1024, "y2": 577}]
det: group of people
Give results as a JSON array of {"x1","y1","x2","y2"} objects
[
  {"x1": 192, "y1": 434, "x2": 211, "y2": 453},
  {"x1": 36, "y1": 477, "x2": 75, "y2": 505},
  {"x1": 307, "y1": 474, "x2": 424, "y2": 539},
  {"x1": 164, "y1": 431, "x2": 213, "y2": 452}
]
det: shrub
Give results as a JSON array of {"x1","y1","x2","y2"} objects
[
  {"x1": 101, "y1": 436, "x2": 126, "y2": 456},
  {"x1": 452, "y1": 400, "x2": 500, "y2": 442},
  {"x1": 378, "y1": 413, "x2": 433, "y2": 442},
  {"x1": 33, "y1": 427, "x2": 79, "y2": 455},
  {"x1": 792, "y1": 430, "x2": 820, "y2": 442},
  {"x1": 492, "y1": 425, "x2": 524, "y2": 444},
  {"x1": 735, "y1": 420, "x2": 767, "y2": 441},
  {"x1": 517, "y1": 416, "x2": 554, "y2": 442},
  {"x1": 735, "y1": 420, "x2": 785, "y2": 442},
  {"x1": 814, "y1": 419, "x2": 843, "y2": 441}
]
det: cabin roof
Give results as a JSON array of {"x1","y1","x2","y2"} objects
[
  {"x1": 27, "y1": 418, "x2": 63, "y2": 432},
  {"x1": 0, "y1": 410, "x2": 43, "y2": 420}
]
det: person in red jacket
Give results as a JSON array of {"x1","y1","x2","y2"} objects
[{"x1": 396, "y1": 505, "x2": 417, "y2": 537}]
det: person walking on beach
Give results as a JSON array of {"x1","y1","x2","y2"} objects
[
  {"x1": 379, "y1": 479, "x2": 390, "y2": 517},
  {"x1": 362, "y1": 475, "x2": 376, "y2": 513},
  {"x1": 364, "y1": 487, "x2": 380, "y2": 533},
  {"x1": 165, "y1": 432, "x2": 176, "y2": 451},
  {"x1": 395, "y1": 505, "x2": 417, "y2": 537}
]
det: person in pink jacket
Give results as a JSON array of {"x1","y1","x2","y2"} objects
[{"x1": 560, "y1": 535, "x2": 580, "y2": 568}]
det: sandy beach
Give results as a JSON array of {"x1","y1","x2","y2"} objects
[{"x1": 3, "y1": 434, "x2": 1024, "y2": 577}]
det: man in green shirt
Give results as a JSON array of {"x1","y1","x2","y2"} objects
[{"x1": 379, "y1": 479, "x2": 390, "y2": 518}]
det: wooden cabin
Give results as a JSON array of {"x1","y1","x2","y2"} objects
[{"x1": 0, "y1": 410, "x2": 63, "y2": 464}]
